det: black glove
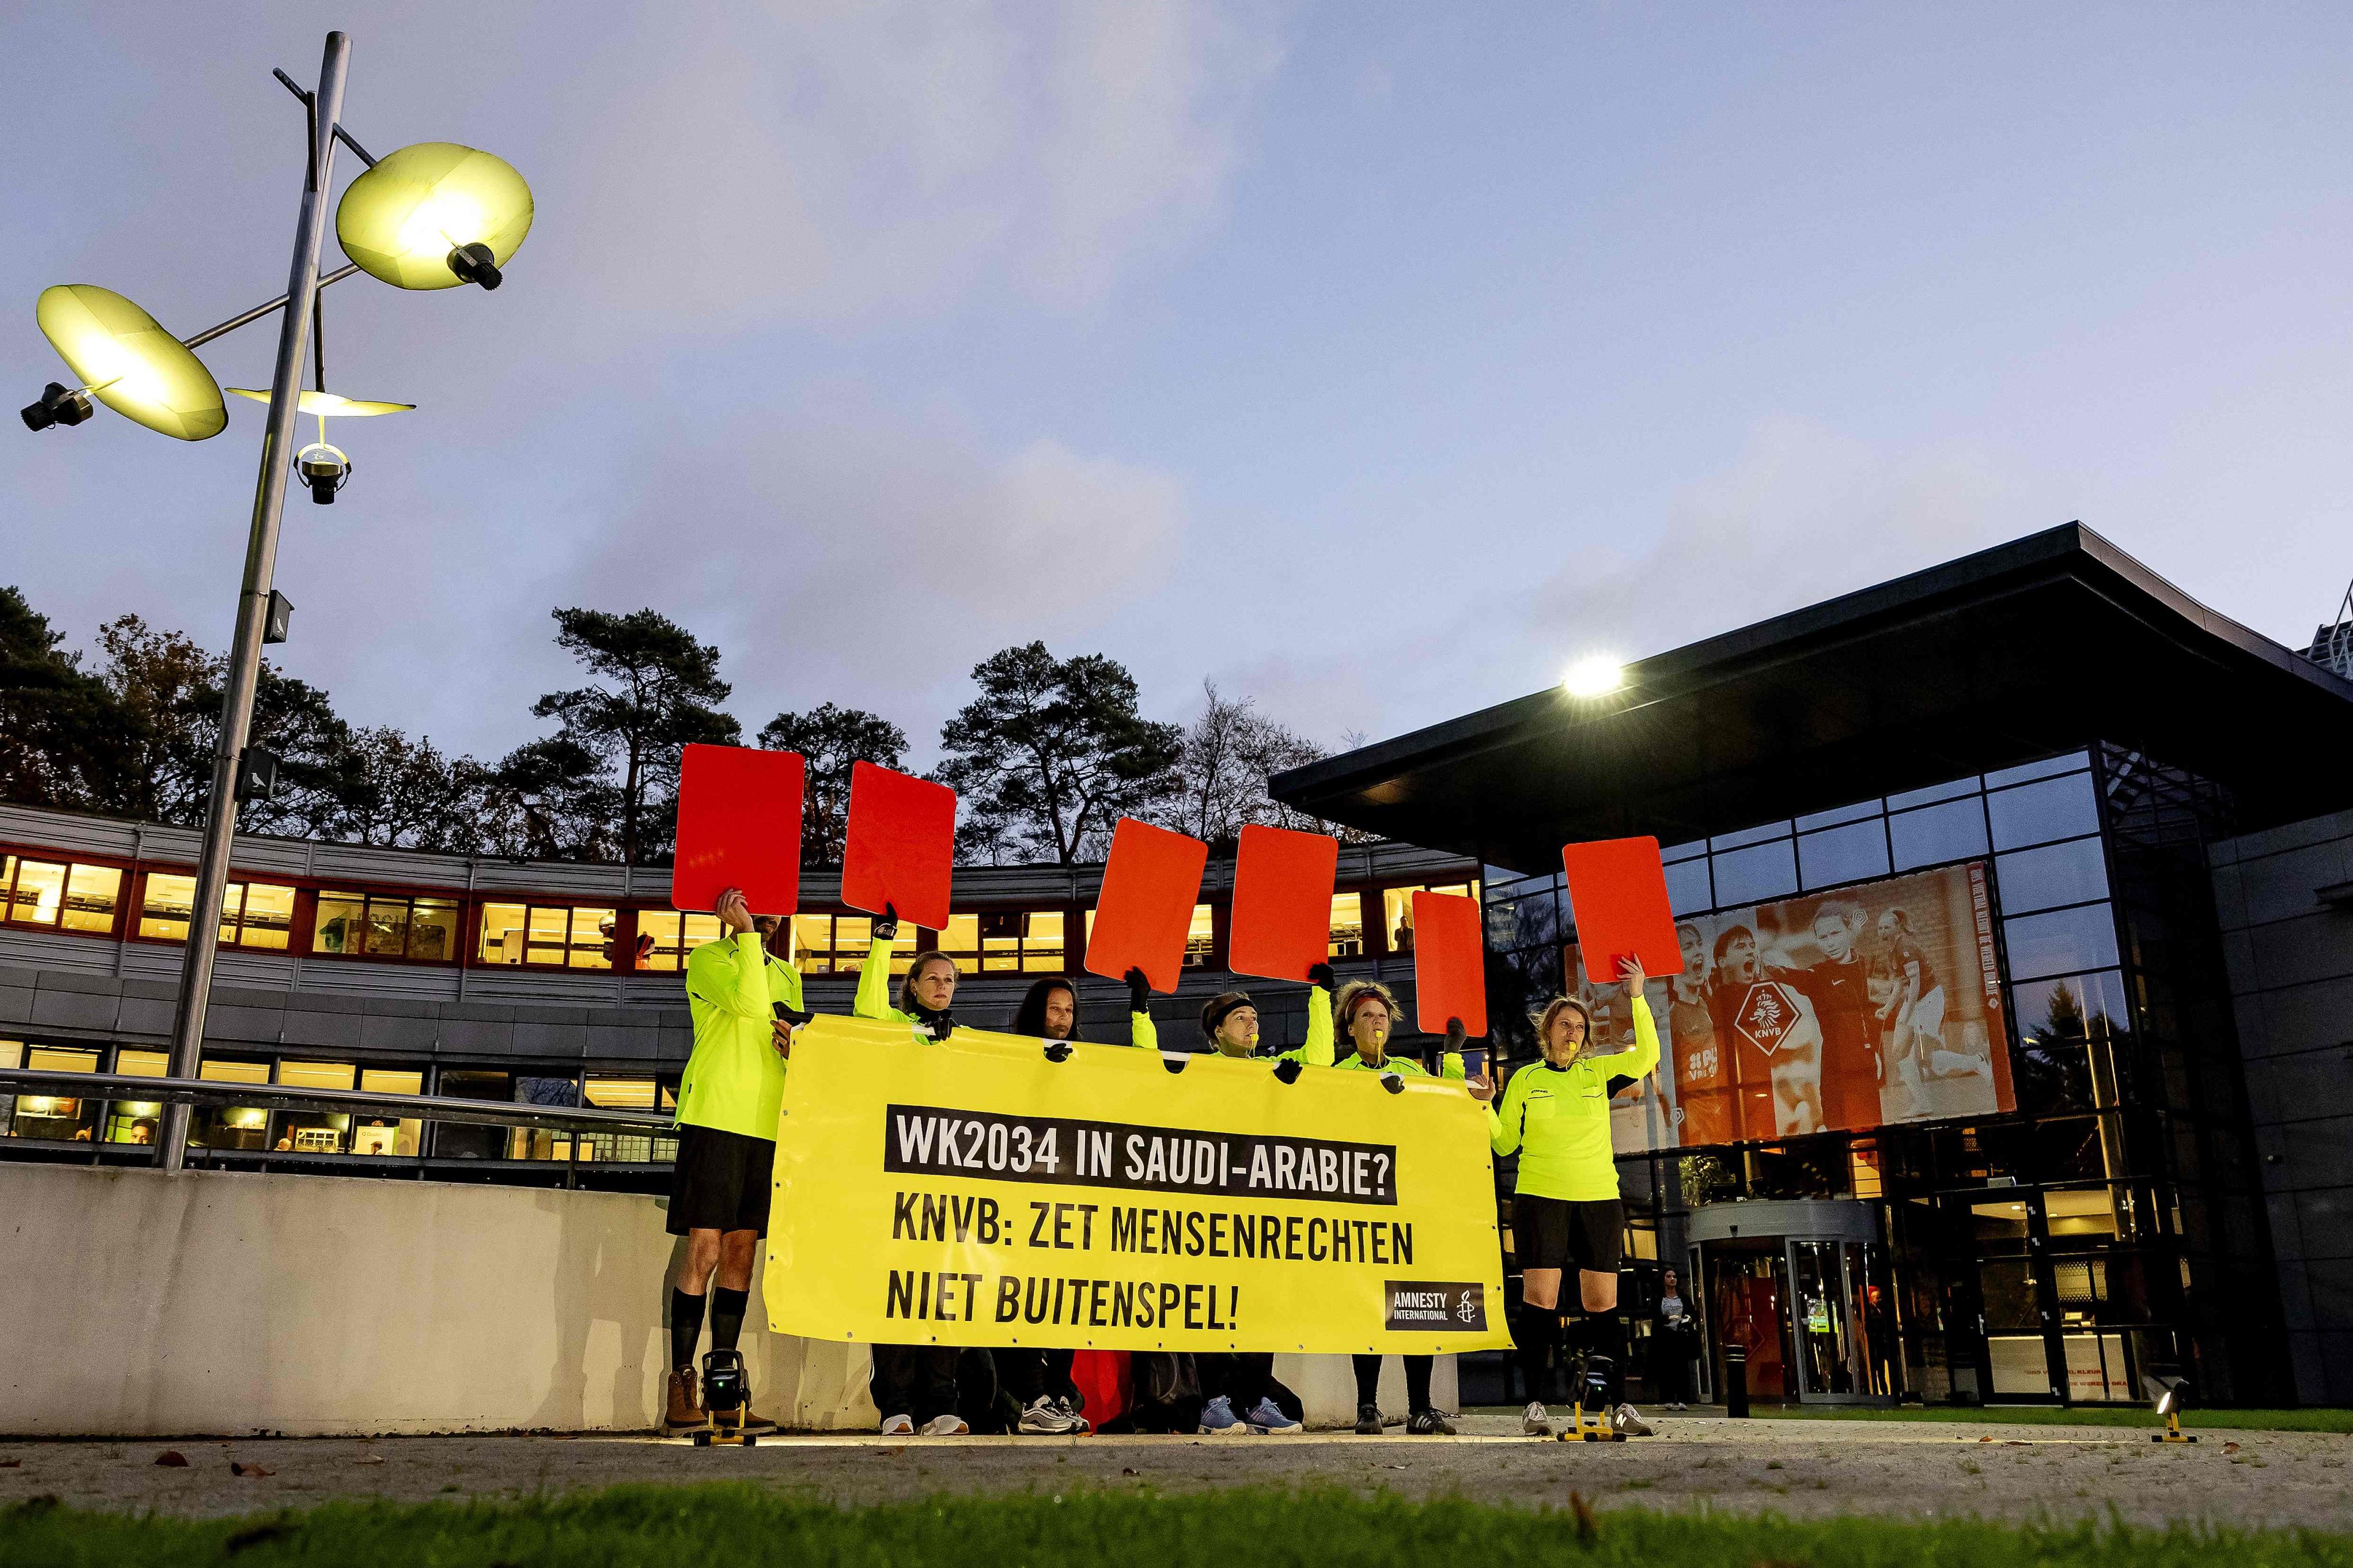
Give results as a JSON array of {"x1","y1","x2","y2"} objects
[
  {"x1": 1044, "y1": 1041, "x2": 1074, "y2": 1063},
  {"x1": 873, "y1": 903, "x2": 899, "y2": 942},
  {"x1": 1380, "y1": 1071, "x2": 1405, "y2": 1095},
  {"x1": 1272, "y1": 1058, "x2": 1303, "y2": 1085},
  {"x1": 773, "y1": 1003, "x2": 812, "y2": 1026},
  {"x1": 1124, "y1": 966, "x2": 1151, "y2": 1013},
  {"x1": 919, "y1": 1008, "x2": 953, "y2": 1042},
  {"x1": 1445, "y1": 1017, "x2": 1467, "y2": 1052},
  {"x1": 1306, "y1": 961, "x2": 1335, "y2": 991}
]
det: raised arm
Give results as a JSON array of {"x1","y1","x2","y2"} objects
[
  {"x1": 690, "y1": 890, "x2": 774, "y2": 1021},
  {"x1": 1301, "y1": 962, "x2": 1336, "y2": 1067},
  {"x1": 853, "y1": 912, "x2": 898, "y2": 1021}
]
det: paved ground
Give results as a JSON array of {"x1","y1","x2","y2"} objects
[{"x1": 5, "y1": 1411, "x2": 2348, "y2": 1528}]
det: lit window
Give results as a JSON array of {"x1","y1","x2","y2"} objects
[
  {"x1": 188, "y1": 1057, "x2": 271, "y2": 1151},
  {"x1": 1380, "y1": 882, "x2": 1480, "y2": 953},
  {"x1": 6, "y1": 859, "x2": 67, "y2": 925},
  {"x1": 1185, "y1": 904, "x2": 1215, "y2": 968},
  {"x1": 140, "y1": 874, "x2": 296, "y2": 948},
  {"x1": 790, "y1": 913, "x2": 916, "y2": 975},
  {"x1": 314, "y1": 892, "x2": 459, "y2": 961},
  {"x1": 5, "y1": 1044, "x2": 100, "y2": 1141},
  {"x1": 1328, "y1": 893, "x2": 1364, "y2": 958},
  {"x1": 937, "y1": 911, "x2": 1066, "y2": 974},
  {"x1": 635, "y1": 910, "x2": 724, "y2": 971},
  {"x1": 475, "y1": 903, "x2": 615, "y2": 969},
  {"x1": 272, "y1": 1063, "x2": 357, "y2": 1154},
  {"x1": 61, "y1": 865, "x2": 121, "y2": 933},
  {"x1": 350, "y1": 1070, "x2": 422, "y2": 1158},
  {"x1": 1023, "y1": 911, "x2": 1066, "y2": 974},
  {"x1": 115, "y1": 1048, "x2": 168, "y2": 1077}
]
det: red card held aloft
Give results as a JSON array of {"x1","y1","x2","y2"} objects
[
  {"x1": 840, "y1": 761, "x2": 956, "y2": 932},
  {"x1": 1411, "y1": 890, "x2": 1486, "y2": 1037},
  {"x1": 1559, "y1": 836, "x2": 1685, "y2": 981},
  {"x1": 672, "y1": 744, "x2": 805, "y2": 917},
  {"x1": 1226, "y1": 824, "x2": 1338, "y2": 982},
  {"x1": 1085, "y1": 817, "x2": 1208, "y2": 995}
]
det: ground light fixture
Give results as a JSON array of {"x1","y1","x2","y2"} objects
[
  {"x1": 16, "y1": 30, "x2": 532, "y2": 1175},
  {"x1": 1563, "y1": 654, "x2": 1627, "y2": 698}
]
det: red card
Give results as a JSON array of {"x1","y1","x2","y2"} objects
[
  {"x1": 672, "y1": 744, "x2": 805, "y2": 916},
  {"x1": 1085, "y1": 816, "x2": 1208, "y2": 994},
  {"x1": 1226, "y1": 824, "x2": 1338, "y2": 982},
  {"x1": 840, "y1": 761, "x2": 956, "y2": 931},
  {"x1": 1559, "y1": 836, "x2": 1685, "y2": 980},
  {"x1": 1411, "y1": 890, "x2": 1486, "y2": 1037}
]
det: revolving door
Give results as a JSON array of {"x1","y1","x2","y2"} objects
[{"x1": 1688, "y1": 1198, "x2": 1900, "y2": 1405}]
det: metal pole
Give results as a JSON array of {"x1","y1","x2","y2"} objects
[{"x1": 160, "y1": 31, "x2": 351, "y2": 1176}]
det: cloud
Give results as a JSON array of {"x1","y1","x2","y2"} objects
[
  {"x1": 1517, "y1": 416, "x2": 2063, "y2": 670},
  {"x1": 561, "y1": 396, "x2": 1186, "y2": 743},
  {"x1": 573, "y1": 0, "x2": 1284, "y2": 324}
]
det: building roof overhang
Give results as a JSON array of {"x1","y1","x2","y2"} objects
[{"x1": 1270, "y1": 523, "x2": 2353, "y2": 871}]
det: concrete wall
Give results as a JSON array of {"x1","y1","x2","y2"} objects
[
  {"x1": 0, "y1": 1165, "x2": 1445, "y2": 1435},
  {"x1": 2211, "y1": 806, "x2": 2353, "y2": 1404}
]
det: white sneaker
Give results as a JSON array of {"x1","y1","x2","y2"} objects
[
  {"x1": 1522, "y1": 1400, "x2": 1551, "y2": 1436},
  {"x1": 1612, "y1": 1402, "x2": 1652, "y2": 1437},
  {"x1": 1019, "y1": 1395, "x2": 1081, "y2": 1434},
  {"x1": 880, "y1": 1413, "x2": 915, "y2": 1436},
  {"x1": 1055, "y1": 1395, "x2": 1091, "y2": 1434},
  {"x1": 919, "y1": 1413, "x2": 970, "y2": 1436}
]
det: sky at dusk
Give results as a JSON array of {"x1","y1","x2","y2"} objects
[{"x1": 7, "y1": 2, "x2": 2352, "y2": 770}]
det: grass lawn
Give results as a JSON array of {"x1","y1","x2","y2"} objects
[{"x1": 8, "y1": 1485, "x2": 2353, "y2": 1567}]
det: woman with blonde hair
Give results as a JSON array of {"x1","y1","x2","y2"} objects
[
  {"x1": 1330, "y1": 978, "x2": 1486, "y2": 1434},
  {"x1": 1482, "y1": 956, "x2": 1657, "y2": 1437}
]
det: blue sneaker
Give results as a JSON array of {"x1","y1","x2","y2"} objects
[
  {"x1": 1244, "y1": 1397, "x2": 1300, "y2": 1433},
  {"x1": 1198, "y1": 1395, "x2": 1244, "y2": 1434}
]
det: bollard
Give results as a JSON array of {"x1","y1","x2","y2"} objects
[{"x1": 1723, "y1": 1343, "x2": 1749, "y2": 1418}]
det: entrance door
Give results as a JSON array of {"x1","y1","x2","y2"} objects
[
  {"x1": 1787, "y1": 1239, "x2": 1899, "y2": 1400},
  {"x1": 1703, "y1": 1241, "x2": 1792, "y2": 1403}
]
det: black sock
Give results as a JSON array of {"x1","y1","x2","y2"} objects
[
  {"x1": 1511, "y1": 1303, "x2": 1550, "y2": 1402},
  {"x1": 709, "y1": 1287, "x2": 749, "y2": 1354},
  {"x1": 1404, "y1": 1355, "x2": 1434, "y2": 1415},
  {"x1": 670, "y1": 1287, "x2": 705, "y2": 1373},
  {"x1": 1351, "y1": 1354, "x2": 1382, "y2": 1406}
]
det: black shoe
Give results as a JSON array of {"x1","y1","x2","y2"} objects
[
  {"x1": 1355, "y1": 1402, "x2": 1382, "y2": 1435},
  {"x1": 1407, "y1": 1409, "x2": 1455, "y2": 1435}
]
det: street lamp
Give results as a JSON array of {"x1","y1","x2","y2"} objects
[{"x1": 19, "y1": 31, "x2": 534, "y2": 1175}]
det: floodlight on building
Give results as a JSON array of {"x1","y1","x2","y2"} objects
[
  {"x1": 1563, "y1": 655, "x2": 1626, "y2": 698},
  {"x1": 335, "y1": 142, "x2": 534, "y2": 291}
]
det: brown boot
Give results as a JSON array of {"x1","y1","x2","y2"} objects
[
  {"x1": 664, "y1": 1368, "x2": 701, "y2": 1434},
  {"x1": 741, "y1": 1405, "x2": 777, "y2": 1432}
]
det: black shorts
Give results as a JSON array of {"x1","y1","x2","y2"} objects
[
  {"x1": 666, "y1": 1123, "x2": 776, "y2": 1237},
  {"x1": 1514, "y1": 1195, "x2": 1623, "y2": 1276}
]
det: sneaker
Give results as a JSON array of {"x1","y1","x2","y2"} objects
[
  {"x1": 1407, "y1": 1409, "x2": 1456, "y2": 1435},
  {"x1": 1198, "y1": 1395, "x2": 1245, "y2": 1434},
  {"x1": 1612, "y1": 1403, "x2": 1653, "y2": 1438},
  {"x1": 1019, "y1": 1395, "x2": 1081, "y2": 1435},
  {"x1": 1055, "y1": 1396, "x2": 1092, "y2": 1434},
  {"x1": 880, "y1": 1412, "x2": 915, "y2": 1436},
  {"x1": 920, "y1": 1413, "x2": 970, "y2": 1436},
  {"x1": 664, "y1": 1368, "x2": 701, "y2": 1434},
  {"x1": 1522, "y1": 1401, "x2": 1551, "y2": 1436},
  {"x1": 1354, "y1": 1402, "x2": 1382, "y2": 1435},
  {"x1": 1244, "y1": 1397, "x2": 1300, "y2": 1433}
]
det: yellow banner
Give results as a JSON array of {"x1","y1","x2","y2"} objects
[{"x1": 763, "y1": 1015, "x2": 1513, "y2": 1355}]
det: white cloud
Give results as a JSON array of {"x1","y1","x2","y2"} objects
[
  {"x1": 1518, "y1": 416, "x2": 2066, "y2": 670},
  {"x1": 574, "y1": 0, "x2": 1284, "y2": 323},
  {"x1": 563, "y1": 398, "x2": 1186, "y2": 740}
]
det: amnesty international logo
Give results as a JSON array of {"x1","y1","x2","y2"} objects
[
  {"x1": 1733, "y1": 981, "x2": 1801, "y2": 1056},
  {"x1": 1384, "y1": 1281, "x2": 1487, "y2": 1333}
]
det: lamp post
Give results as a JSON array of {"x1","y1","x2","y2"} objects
[{"x1": 21, "y1": 30, "x2": 534, "y2": 1175}]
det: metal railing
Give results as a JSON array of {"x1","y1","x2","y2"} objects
[{"x1": 0, "y1": 1069, "x2": 679, "y2": 1187}]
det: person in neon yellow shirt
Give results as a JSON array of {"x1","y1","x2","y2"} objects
[
  {"x1": 666, "y1": 886, "x2": 802, "y2": 1435},
  {"x1": 1480, "y1": 955, "x2": 1657, "y2": 1437},
  {"x1": 1327, "y1": 979, "x2": 1488, "y2": 1436}
]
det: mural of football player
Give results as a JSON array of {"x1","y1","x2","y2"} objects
[
  {"x1": 1708, "y1": 922, "x2": 1824, "y2": 1138},
  {"x1": 1669, "y1": 922, "x2": 1735, "y2": 1147}
]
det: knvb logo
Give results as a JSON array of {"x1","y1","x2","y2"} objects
[
  {"x1": 1384, "y1": 1281, "x2": 1487, "y2": 1333},
  {"x1": 1734, "y1": 981, "x2": 1798, "y2": 1056}
]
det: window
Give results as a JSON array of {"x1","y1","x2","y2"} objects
[
  {"x1": 1328, "y1": 894, "x2": 1364, "y2": 958},
  {"x1": 1712, "y1": 840, "x2": 1797, "y2": 906},
  {"x1": 938, "y1": 910, "x2": 1066, "y2": 974},
  {"x1": 635, "y1": 910, "x2": 724, "y2": 971},
  {"x1": 1380, "y1": 883, "x2": 1478, "y2": 953},
  {"x1": 581, "y1": 1076, "x2": 677, "y2": 1163},
  {"x1": 0, "y1": 856, "x2": 116, "y2": 932},
  {"x1": 139, "y1": 874, "x2": 296, "y2": 949},
  {"x1": 509, "y1": 1073, "x2": 583, "y2": 1162},
  {"x1": 1798, "y1": 819, "x2": 1890, "y2": 890},
  {"x1": 477, "y1": 903, "x2": 616, "y2": 969},
  {"x1": 188, "y1": 1057, "x2": 271, "y2": 1150},
  {"x1": 1888, "y1": 798, "x2": 1988, "y2": 871},
  {"x1": 1663, "y1": 857, "x2": 1712, "y2": 916},
  {"x1": 1994, "y1": 837, "x2": 2108, "y2": 916},
  {"x1": 1184, "y1": 903, "x2": 1216, "y2": 968},
  {"x1": 1986, "y1": 772, "x2": 2100, "y2": 851},
  {"x1": 106, "y1": 1049, "x2": 168, "y2": 1147},
  {"x1": 0, "y1": 1043, "x2": 100, "y2": 1141},
  {"x1": 789, "y1": 913, "x2": 916, "y2": 975},
  {"x1": 2005, "y1": 905, "x2": 2121, "y2": 982},
  {"x1": 354, "y1": 1068, "x2": 423, "y2": 1156},
  {"x1": 314, "y1": 891, "x2": 460, "y2": 961},
  {"x1": 271, "y1": 1060, "x2": 356, "y2": 1154},
  {"x1": 432, "y1": 1069, "x2": 512, "y2": 1160}
]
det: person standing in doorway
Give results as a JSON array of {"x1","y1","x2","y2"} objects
[
  {"x1": 665, "y1": 886, "x2": 801, "y2": 1436},
  {"x1": 1651, "y1": 1266, "x2": 1698, "y2": 1411}
]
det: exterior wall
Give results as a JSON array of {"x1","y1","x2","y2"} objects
[
  {"x1": 2211, "y1": 806, "x2": 2353, "y2": 1404},
  {"x1": 0, "y1": 1164, "x2": 1442, "y2": 1435}
]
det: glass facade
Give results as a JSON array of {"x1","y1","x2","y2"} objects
[{"x1": 1480, "y1": 744, "x2": 2281, "y2": 1406}]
